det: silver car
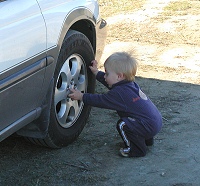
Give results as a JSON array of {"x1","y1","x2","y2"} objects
[{"x1": 0, "y1": 0, "x2": 106, "y2": 148}]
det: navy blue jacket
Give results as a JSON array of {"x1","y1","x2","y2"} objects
[{"x1": 83, "y1": 71, "x2": 162, "y2": 136}]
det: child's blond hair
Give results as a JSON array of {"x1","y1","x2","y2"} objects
[{"x1": 104, "y1": 52, "x2": 137, "y2": 81}]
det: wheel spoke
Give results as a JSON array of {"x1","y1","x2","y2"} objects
[
  {"x1": 71, "y1": 100, "x2": 80, "y2": 117},
  {"x1": 58, "y1": 99, "x2": 80, "y2": 126},
  {"x1": 61, "y1": 60, "x2": 73, "y2": 85},
  {"x1": 54, "y1": 88, "x2": 67, "y2": 105},
  {"x1": 71, "y1": 57, "x2": 82, "y2": 82},
  {"x1": 76, "y1": 76, "x2": 86, "y2": 92},
  {"x1": 58, "y1": 102, "x2": 70, "y2": 124}
]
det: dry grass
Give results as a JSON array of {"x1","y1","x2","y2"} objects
[
  {"x1": 99, "y1": 0, "x2": 145, "y2": 18},
  {"x1": 99, "y1": 0, "x2": 200, "y2": 46},
  {"x1": 164, "y1": 1, "x2": 192, "y2": 12},
  {"x1": 163, "y1": 1, "x2": 200, "y2": 15}
]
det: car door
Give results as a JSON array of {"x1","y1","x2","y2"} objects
[{"x1": 0, "y1": 0, "x2": 47, "y2": 131}]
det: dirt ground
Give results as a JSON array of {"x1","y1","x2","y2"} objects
[{"x1": 1, "y1": 0, "x2": 200, "y2": 185}]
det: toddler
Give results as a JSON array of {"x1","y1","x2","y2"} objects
[{"x1": 69, "y1": 52, "x2": 162, "y2": 157}]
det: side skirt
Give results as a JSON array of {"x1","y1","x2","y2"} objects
[{"x1": 0, "y1": 108, "x2": 41, "y2": 142}]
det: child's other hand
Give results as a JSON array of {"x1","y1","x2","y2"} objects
[
  {"x1": 89, "y1": 60, "x2": 99, "y2": 75},
  {"x1": 68, "y1": 89, "x2": 83, "y2": 101}
]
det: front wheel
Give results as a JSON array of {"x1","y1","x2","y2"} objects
[{"x1": 38, "y1": 30, "x2": 95, "y2": 148}]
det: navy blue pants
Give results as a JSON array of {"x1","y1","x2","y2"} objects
[{"x1": 116, "y1": 120, "x2": 153, "y2": 157}]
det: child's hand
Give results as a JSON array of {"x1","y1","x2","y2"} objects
[
  {"x1": 68, "y1": 89, "x2": 83, "y2": 101},
  {"x1": 89, "y1": 60, "x2": 99, "y2": 75}
]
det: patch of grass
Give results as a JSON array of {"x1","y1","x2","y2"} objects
[
  {"x1": 107, "y1": 22, "x2": 178, "y2": 45},
  {"x1": 163, "y1": 1, "x2": 192, "y2": 16},
  {"x1": 165, "y1": 1, "x2": 191, "y2": 11},
  {"x1": 99, "y1": 0, "x2": 145, "y2": 18}
]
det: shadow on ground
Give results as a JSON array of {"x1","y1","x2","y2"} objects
[{"x1": 0, "y1": 77, "x2": 200, "y2": 186}]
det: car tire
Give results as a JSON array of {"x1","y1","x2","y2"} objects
[{"x1": 29, "y1": 30, "x2": 95, "y2": 148}]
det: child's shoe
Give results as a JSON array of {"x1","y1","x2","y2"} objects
[
  {"x1": 119, "y1": 147, "x2": 130, "y2": 157},
  {"x1": 145, "y1": 138, "x2": 154, "y2": 146}
]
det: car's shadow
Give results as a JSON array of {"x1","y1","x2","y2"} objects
[{"x1": 0, "y1": 77, "x2": 200, "y2": 186}]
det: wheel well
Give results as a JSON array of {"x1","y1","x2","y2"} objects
[{"x1": 70, "y1": 20, "x2": 96, "y2": 54}]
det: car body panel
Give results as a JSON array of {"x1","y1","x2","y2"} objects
[
  {"x1": 0, "y1": 0, "x2": 46, "y2": 73},
  {"x1": 0, "y1": 55, "x2": 47, "y2": 131},
  {"x1": 0, "y1": 0, "x2": 47, "y2": 132}
]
